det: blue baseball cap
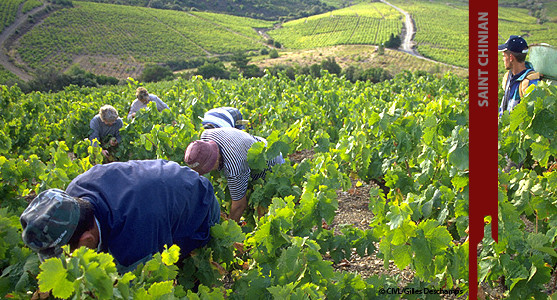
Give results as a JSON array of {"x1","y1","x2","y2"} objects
[{"x1": 498, "y1": 35, "x2": 528, "y2": 53}]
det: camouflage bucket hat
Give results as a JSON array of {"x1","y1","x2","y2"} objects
[{"x1": 20, "y1": 188, "x2": 80, "y2": 261}]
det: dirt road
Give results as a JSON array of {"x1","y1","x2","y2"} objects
[
  {"x1": 380, "y1": 0, "x2": 420, "y2": 56},
  {"x1": 381, "y1": 0, "x2": 466, "y2": 70}
]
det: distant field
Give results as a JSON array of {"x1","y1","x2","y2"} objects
[
  {"x1": 497, "y1": 6, "x2": 557, "y2": 74},
  {"x1": 252, "y1": 45, "x2": 468, "y2": 78},
  {"x1": 0, "y1": 0, "x2": 25, "y2": 34},
  {"x1": 0, "y1": 66, "x2": 19, "y2": 85},
  {"x1": 499, "y1": 6, "x2": 557, "y2": 46},
  {"x1": 389, "y1": 0, "x2": 469, "y2": 68},
  {"x1": 14, "y1": 2, "x2": 273, "y2": 73},
  {"x1": 9, "y1": 0, "x2": 555, "y2": 81},
  {"x1": 190, "y1": 11, "x2": 273, "y2": 40},
  {"x1": 268, "y1": 2, "x2": 403, "y2": 49},
  {"x1": 546, "y1": 1, "x2": 557, "y2": 21},
  {"x1": 21, "y1": 0, "x2": 42, "y2": 13}
]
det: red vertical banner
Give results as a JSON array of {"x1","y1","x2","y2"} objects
[{"x1": 469, "y1": 0, "x2": 499, "y2": 299}]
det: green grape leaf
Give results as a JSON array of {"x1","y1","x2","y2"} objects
[
  {"x1": 38, "y1": 259, "x2": 74, "y2": 299},
  {"x1": 147, "y1": 281, "x2": 174, "y2": 297},
  {"x1": 531, "y1": 109, "x2": 556, "y2": 138},
  {"x1": 161, "y1": 245, "x2": 181, "y2": 266},
  {"x1": 267, "y1": 140, "x2": 289, "y2": 159},
  {"x1": 392, "y1": 244, "x2": 412, "y2": 270},
  {"x1": 448, "y1": 146, "x2": 468, "y2": 170},
  {"x1": 530, "y1": 136, "x2": 551, "y2": 168},
  {"x1": 509, "y1": 101, "x2": 528, "y2": 132},
  {"x1": 84, "y1": 264, "x2": 113, "y2": 299},
  {"x1": 267, "y1": 283, "x2": 296, "y2": 299},
  {"x1": 247, "y1": 141, "x2": 267, "y2": 173}
]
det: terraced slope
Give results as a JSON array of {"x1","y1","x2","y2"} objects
[
  {"x1": 387, "y1": 0, "x2": 468, "y2": 68},
  {"x1": 498, "y1": 6, "x2": 557, "y2": 47},
  {"x1": 268, "y1": 2, "x2": 403, "y2": 49},
  {"x1": 12, "y1": 1, "x2": 273, "y2": 75}
]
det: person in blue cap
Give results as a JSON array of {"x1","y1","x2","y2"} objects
[
  {"x1": 498, "y1": 35, "x2": 540, "y2": 117},
  {"x1": 201, "y1": 107, "x2": 248, "y2": 130},
  {"x1": 20, "y1": 160, "x2": 220, "y2": 273}
]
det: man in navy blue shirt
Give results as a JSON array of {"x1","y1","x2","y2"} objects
[
  {"x1": 498, "y1": 35, "x2": 540, "y2": 117},
  {"x1": 20, "y1": 160, "x2": 220, "y2": 272}
]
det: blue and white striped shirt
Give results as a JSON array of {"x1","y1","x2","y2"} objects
[
  {"x1": 200, "y1": 128, "x2": 283, "y2": 201},
  {"x1": 202, "y1": 107, "x2": 245, "y2": 129}
]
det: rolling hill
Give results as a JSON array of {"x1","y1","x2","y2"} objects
[{"x1": 0, "y1": 0, "x2": 556, "y2": 84}]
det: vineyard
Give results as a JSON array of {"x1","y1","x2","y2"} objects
[
  {"x1": 21, "y1": 0, "x2": 42, "y2": 14},
  {"x1": 13, "y1": 2, "x2": 273, "y2": 73},
  {"x1": 0, "y1": 0, "x2": 25, "y2": 34},
  {"x1": 546, "y1": 1, "x2": 557, "y2": 21},
  {"x1": 268, "y1": 2, "x2": 403, "y2": 49},
  {"x1": 388, "y1": 0, "x2": 469, "y2": 68},
  {"x1": 0, "y1": 71, "x2": 474, "y2": 298},
  {"x1": 0, "y1": 65, "x2": 20, "y2": 85},
  {"x1": 480, "y1": 82, "x2": 557, "y2": 299},
  {"x1": 497, "y1": 6, "x2": 557, "y2": 75}
]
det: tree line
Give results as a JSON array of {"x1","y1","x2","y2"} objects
[{"x1": 5, "y1": 50, "x2": 396, "y2": 93}]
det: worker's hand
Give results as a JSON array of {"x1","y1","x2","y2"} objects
[
  {"x1": 31, "y1": 288, "x2": 51, "y2": 300},
  {"x1": 131, "y1": 112, "x2": 136, "y2": 118},
  {"x1": 110, "y1": 138, "x2": 118, "y2": 147},
  {"x1": 256, "y1": 205, "x2": 267, "y2": 219},
  {"x1": 102, "y1": 149, "x2": 109, "y2": 158},
  {"x1": 230, "y1": 196, "x2": 248, "y2": 222}
]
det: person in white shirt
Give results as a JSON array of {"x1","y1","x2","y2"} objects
[{"x1": 127, "y1": 87, "x2": 169, "y2": 119}]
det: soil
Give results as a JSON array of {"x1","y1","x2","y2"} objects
[{"x1": 288, "y1": 149, "x2": 468, "y2": 299}]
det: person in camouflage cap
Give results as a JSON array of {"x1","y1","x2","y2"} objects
[
  {"x1": 20, "y1": 189, "x2": 80, "y2": 261},
  {"x1": 20, "y1": 159, "x2": 220, "y2": 272}
]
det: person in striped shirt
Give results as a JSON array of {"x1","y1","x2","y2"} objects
[
  {"x1": 184, "y1": 127, "x2": 284, "y2": 222},
  {"x1": 201, "y1": 107, "x2": 247, "y2": 130}
]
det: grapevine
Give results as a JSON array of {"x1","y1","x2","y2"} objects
[{"x1": 0, "y1": 71, "x2": 471, "y2": 298}]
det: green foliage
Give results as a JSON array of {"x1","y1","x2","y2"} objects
[
  {"x1": 384, "y1": 33, "x2": 401, "y2": 49},
  {"x1": 0, "y1": 65, "x2": 20, "y2": 86},
  {"x1": 269, "y1": 49, "x2": 279, "y2": 59},
  {"x1": 196, "y1": 62, "x2": 230, "y2": 80},
  {"x1": 140, "y1": 64, "x2": 174, "y2": 83},
  {"x1": 0, "y1": 208, "x2": 40, "y2": 298},
  {"x1": 377, "y1": 44, "x2": 385, "y2": 55},
  {"x1": 0, "y1": 0, "x2": 25, "y2": 34},
  {"x1": 16, "y1": 2, "x2": 273, "y2": 73},
  {"x1": 320, "y1": 57, "x2": 341, "y2": 75},
  {"x1": 77, "y1": 0, "x2": 334, "y2": 21},
  {"x1": 1, "y1": 71, "x2": 470, "y2": 298},
  {"x1": 34, "y1": 244, "x2": 225, "y2": 299},
  {"x1": 269, "y1": 2, "x2": 403, "y2": 49},
  {"x1": 498, "y1": 6, "x2": 557, "y2": 53},
  {"x1": 342, "y1": 65, "x2": 392, "y2": 83},
  {"x1": 481, "y1": 83, "x2": 557, "y2": 298},
  {"x1": 22, "y1": 0, "x2": 43, "y2": 13},
  {"x1": 388, "y1": 0, "x2": 468, "y2": 67},
  {"x1": 19, "y1": 66, "x2": 119, "y2": 93}
]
